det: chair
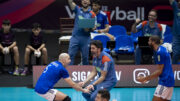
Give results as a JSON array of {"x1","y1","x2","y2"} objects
[
  {"x1": 0, "y1": 52, "x2": 15, "y2": 73},
  {"x1": 163, "y1": 25, "x2": 172, "y2": 43},
  {"x1": 108, "y1": 25, "x2": 127, "y2": 38},
  {"x1": 93, "y1": 35, "x2": 111, "y2": 53},
  {"x1": 59, "y1": 18, "x2": 74, "y2": 36},
  {"x1": 131, "y1": 30, "x2": 142, "y2": 43},
  {"x1": 113, "y1": 35, "x2": 134, "y2": 54}
]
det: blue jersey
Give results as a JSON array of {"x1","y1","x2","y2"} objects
[
  {"x1": 92, "y1": 51, "x2": 117, "y2": 83},
  {"x1": 72, "y1": 6, "x2": 96, "y2": 37},
  {"x1": 96, "y1": 11, "x2": 109, "y2": 30},
  {"x1": 172, "y1": 1, "x2": 180, "y2": 36},
  {"x1": 136, "y1": 21, "x2": 162, "y2": 38},
  {"x1": 35, "y1": 61, "x2": 69, "y2": 94},
  {"x1": 154, "y1": 46, "x2": 175, "y2": 87}
]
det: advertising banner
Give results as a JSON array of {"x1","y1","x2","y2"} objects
[
  {"x1": 33, "y1": 65, "x2": 180, "y2": 87},
  {"x1": 0, "y1": 0, "x2": 172, "y2": 31}
]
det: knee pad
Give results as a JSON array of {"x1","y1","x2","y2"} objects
[{"x1": 62, "y1": 96, "x2": 71, "y2": 101}]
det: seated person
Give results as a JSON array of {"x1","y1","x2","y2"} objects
[
  {"x1": 131, "y1": 9, "x2": 162, "y2": 64},
  {"x1": 0, "y1": 19, "x2": 20, "y2": 75},
  {"x1": 91, "y1": 0, "x2": 114, "y2": 40},
  {"x1": 21, "y1": 23, "x2": 47, "y2": 76}
]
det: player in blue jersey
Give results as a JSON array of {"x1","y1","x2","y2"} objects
[
  {"x1": 91, "y1": 0, "x2": 114, "y2": 40},
  {"x1": 68, "y1": 0, "x2": 96, "y2": 65},
  {"x1": 35, "y1": 53, "x2": 90, "y2": 101},
  {"x1": 79, "y1": 40, "x2": 117, "y2": 101},
  {"x1": 169, "y1": 0, "x2": 180, "y2": 64},
  {"x1": 137, "y1": 35, "x2": 175, "y2": 101}
]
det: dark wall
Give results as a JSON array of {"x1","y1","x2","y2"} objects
[
  {"x1": 0, "y1": 0, "x2": 173, "y2": 31},
  {"x1": 15, "y1": 31, "x2": 61, "y2": 66}
]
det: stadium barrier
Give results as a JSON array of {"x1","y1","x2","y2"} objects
[{"x1": 33, "y1": 65, "x2": 180, "y2": 87}]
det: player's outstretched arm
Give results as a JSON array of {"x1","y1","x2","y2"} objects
[
  {"x1": 85, "y1": 70, "x2": 107, "y2": 91},
  {"x1": 64, "y1": 77, "x2": 90, "y2": 93},
  {"x1": 68, "y1": 0, "x2": 76, "y2": 10},
  {"x1": 92, "y1": 70, "x2": 107, "y2": 86},
  {"x1": 79, "y1": 67, "x2": 97, "y2": 87},
  {"x1": 137, "y1": 64, "x2": 164, "y2": 83}
]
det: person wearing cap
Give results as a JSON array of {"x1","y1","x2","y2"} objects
[
  {"x1": 169, "y1": 0, "x2": 180, "y2": 64},
  {"x1": 67, "y1": 0, "x2": 96, "y2": 65},
  {"x1": 21, "y1": 23, "x2": 48, "y2": 76},
  {"x1": 0, "y1": 19, "x2": 20, "y2": 75}
]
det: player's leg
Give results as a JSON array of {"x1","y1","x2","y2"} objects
[
  {"x1": 152, "y1": 96, "x2": 166, "y2": 101},
  {"x1": 21, "y1": 47, "x2": 31, "y2": 76},
  {"x1": 54, "y1": 90, "x2": 71, "y2": 101},
  {"x1": 153, "y1": 85, "x2": 173, "y2": 101},
  {"x1": 41, "y1": 47, "x2": 48, "y2": 65},
  {"x1": 37, "y1": 89, "x2": 71, "y2": 101},
  {"x1": 80, "y1": 37, "x2": 90, "y2": 65},
  {"x1": 0, "y1": 48, "x2": 4, "y2": 74},
  {"x1": 12, "y1": 46, "x2": 20, "y2": 75},
  {"x1": 12, "y1": 46, "x2": 19, "y2": 66},
  {"x1": 24, "y1": 47, "x2": 31, "y2": 66},
  {"x1": 68, "y1": 37, "x2": 79, "y2": 65},
  {"x1": 135, "y1": 45, "x2": 141, "y2": 65}
]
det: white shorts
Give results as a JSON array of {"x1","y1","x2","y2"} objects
[
  {"x1": 37, "y1": 89, "x2": 58, "y2": 101},
  {"x1": 154, "y1": 85, "x2": 174, "y2": 100}
]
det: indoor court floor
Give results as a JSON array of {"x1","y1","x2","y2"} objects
[{"x1": 0, "y1": 87, "x2": 180, "y2": 101}]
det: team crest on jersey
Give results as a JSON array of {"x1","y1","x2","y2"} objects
[
  {"x1": 78, "y1": 15, "x2": 84, "y2": 19},
  {"x1": 96, "y1": 67, "x2": 101, "y2": 72}
]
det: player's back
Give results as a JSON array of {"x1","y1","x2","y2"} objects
[
  {"x1": 157, "y1": 46, "x2": 174, "y2": 87},
  {"x1": 35, "y1": 61, "x2": 69, "y2": 94}
]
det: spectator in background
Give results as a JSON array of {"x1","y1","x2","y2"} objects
[
  {"x1": 67, "y1": 0, "x2": 96, "y2": 65},
  {"x1": 79, "y1": 40, "x2": 117, "y2": 101},
  {"x1": 21, "y1": 23, "x2": 47, "y2": 76},
  {"x1": 169, "y1": 0, "x2": 180, "y2": 64},
  {"x1": 137, "y1": 35, "x2": 174, "y2": 101},
  {"x1": 0, "y1": 19, "x2": 20, "y2": 75},
  {"x1": 95, "y1": 89, "x2": 110, "y2": 101},
  {"x1": 91, "y1": 0, "x2": 114, "y2": 40},
  {"x1": 131, "y1": 9, "x2": 163, "y2": 65}
]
